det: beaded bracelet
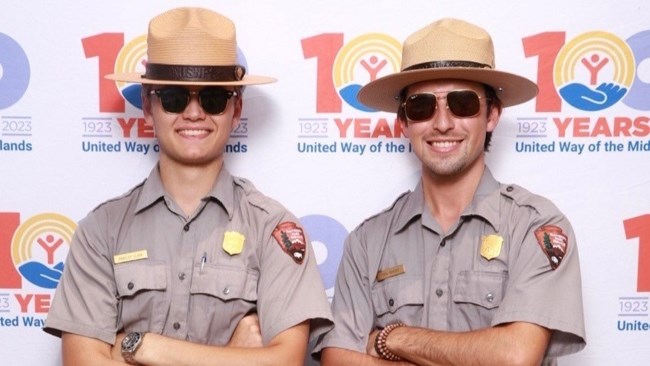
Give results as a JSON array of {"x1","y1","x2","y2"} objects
[{"x1": 374, "y1": 322, "x2": 405, "y2": 361}]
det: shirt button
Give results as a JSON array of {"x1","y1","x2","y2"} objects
[
  {"x1": 178, "y1": 272, "x2": 186, "y2": 281},
  {"x1": 440, "y1": 240, "x2": 446, "y2": 247},
  {"x1": 173, "y1": 322, "x2": 181, "y2": 330},
  {"x1": 435, "y1": 288, "x2": 443, "y2": 297},
  {"x1": 486, "y1": 293, "x2": 494, "y2": 303},
  {"x1": 506, "y1": 186, "x2": 514, "y2": 192},
  {"x1": 127, "y1": 282, "x2": 134, "y2": 290},
  {"x1": 388, "y1": 298, "x2": 394, "y2": 307},
  {"x1": 223, "y1": 287, "x2": 230, "y2": 295},
  {"x1": 183, "y1": 224, "x2": 190, "y2": 231}
]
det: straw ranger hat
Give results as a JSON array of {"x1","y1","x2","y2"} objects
[
  {"x1": 106, "y1": 7, "x2": 275, "y2": 86},
  {"x1": 357, "y1": 18, "x2": 538, "y2": 111}
]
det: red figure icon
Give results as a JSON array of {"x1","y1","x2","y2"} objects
[
  {"x1": 37, "y1": 234, "x2": 64, "y2": 264},
  {"x1": 581, "y1": 53, "x2": 609, "y2": 85},
  {"x1": 360, "y1": 55, "x2": 387, "y2": 82}
]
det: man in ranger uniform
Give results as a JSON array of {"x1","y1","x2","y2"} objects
[
  {"x1": 45, "y1": 7, "x2": 332, "y2": 365},
  {"x1": 317, "y1": 18, "x2": 586, "y2": 366}
]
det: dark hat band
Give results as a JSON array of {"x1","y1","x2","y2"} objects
[
  {"x1": 143, "y1": 63, "x2": 246, "y2": 82},
  {"x1": 404, "y1": 60, "x2": 492, "y2": 71}
]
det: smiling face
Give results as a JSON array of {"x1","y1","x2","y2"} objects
[
  {"x1": 400, "y1": 79, "x2": 501, "y2": 179},
  {"x1": 143, "y1": 85, "x2": 242, "y2": 168}
]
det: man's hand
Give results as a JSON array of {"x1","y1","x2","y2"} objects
[{"x1": 227, "y1": 313, "x2": 263, "y2": 348}]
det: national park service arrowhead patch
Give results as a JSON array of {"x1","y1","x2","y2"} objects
[
  {"x1": 534, "y1": 225, "x2": 568, "y2": 270},
  {"x1": 272, "y1": 222, "x2": 306, "y2": 264}
]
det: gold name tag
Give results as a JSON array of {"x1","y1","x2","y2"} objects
[
  {"x1": 376, "y1": 264, "x2": 406, "y2": 282},
  {"x1": 114, "y1": 250, "x2": 148, "y2": 264}
]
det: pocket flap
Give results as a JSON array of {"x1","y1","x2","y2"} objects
[
  {"x1": 191, "y1": 265, "x2": 258, "y2": 302},
  {"x1": 453, "y1": 271, "x2": 507, "y2": 310},
  {"x1": 371, "y1": 276, "x2": 423, "y2": 316},
  {"x1": 114, "y1": 261, "x2": 167, "y2": 297}
]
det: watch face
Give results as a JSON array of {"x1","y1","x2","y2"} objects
[{"x1": 122, "y1": 332, "x2": 142, "y2": 352}]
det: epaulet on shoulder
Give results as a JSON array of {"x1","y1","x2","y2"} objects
[
  {"x1": 233, "y1": 176, "x2": 258, "y2": 200},
  {"x1": 232, "y1": 176, "x2": 275, "y2": 213},
  {"x1": 357, "y1": 190, "x2": 411, "y2": 227},
  {"x1": 90, "y1": 179, "x2": 146, "y2": 212},
  {"x1": 500, "y1": 183, "x2": 558, "y2": 215},
  {"x1": 500, "y1": 184, "x2": 528, "y2": 201},
  {"x1": 232, "y1": 176, "x2": 253, "y2": 191}
]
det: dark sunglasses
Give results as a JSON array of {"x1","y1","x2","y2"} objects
[
  {"x1": 149, "y1": 87, "x2": 238, "y2": 115},
  {"x1": 402, "y1": 90, "x2": 489, "y2": 122}
]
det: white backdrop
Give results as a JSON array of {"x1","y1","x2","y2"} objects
[{"x1": 1, "y1": 0, "x2": 649, "y2": 365}]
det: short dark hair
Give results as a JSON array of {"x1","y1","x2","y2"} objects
[{"x1": 397, "y1": 83, "x2": 502, "y2": 151}]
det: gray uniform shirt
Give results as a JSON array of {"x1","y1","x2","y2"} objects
[
  {"x1": 316, "y1": 168, "x2": 585, "y2": 363},
  {"x1": 45, "y1": 166, "x2": 332, "y2": 346}
]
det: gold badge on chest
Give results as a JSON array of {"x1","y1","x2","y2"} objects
[
  {"x1": 223, "y1": 231, "x2": 245, "y2": 255},
  {"x1": 480, "y1": 234, "x2": 503, "y2": 260}
]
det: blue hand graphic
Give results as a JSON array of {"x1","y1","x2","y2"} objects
[
  {"x1": 339, "y1": 84, "x2": 376, "y2": 112},
  {"x1": 559, "y1": 82, "x2": 627, "y2": 111},
  {"x1": 18, "y1": 261, "x2": 64, "y2": 289},
  {"x1": 122, "y1": 84, "x2": 143, "y2": 109}
]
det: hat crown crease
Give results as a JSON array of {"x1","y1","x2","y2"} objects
[
  {"x1": 401, "y1": 18, "x2": 495, "y2": 70},
  {"x1": 147, "y1": 7, "x2": 237, "y2": 66}
]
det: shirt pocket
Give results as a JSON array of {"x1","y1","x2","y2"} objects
[
  {"x1": 188, "y1": 264, "x2": 259, "y2": 345},
  {"x1": 371, "y1": 275, "x2": 423, "y2": 325},
  {"x1": 114, "y1": 260, "x2": 168, "y2": 333},
  {"x1": 453, "y1": 270, "x2": 508, "y2": 310}
]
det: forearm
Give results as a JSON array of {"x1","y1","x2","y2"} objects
[
  {"x1": 62, "y1": 333, "x2": 126, "y2": 366},
  {"x1": 322, "y1": 347, "x2": 415, "y2": 366},
  {"x1": 387, "y1": 322, "x2": 551, "y2": 366},
  {"x1": 135, "y1": 322, "x2": 309, "y2": 366}
]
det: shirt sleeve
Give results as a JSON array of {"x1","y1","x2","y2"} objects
[
  {"x1": 314, "y1": 228, "x2": 374, "y2": 353},
  {"x1": 492, "y1": 199, "x2": 586, "y2": 357},
  {"x1": 43, "y1": 211, "x2": 119, "y2": 344},
  {"x1": 256, "y1": 213, "x2": 333, "y2": 345}
]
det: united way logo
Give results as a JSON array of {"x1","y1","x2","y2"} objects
[
  {"x1": 112, "y1": 35, "x2": 148, "y2": 109},
  {"x1": 302, "y1": 32, "x2": 401, "y2": 113},
  {"x1": 553, "y1": 31, "x2": 635, "y2": 111},
  {"x1": 11, "y1": 213, "x2": 76, "y2": 289},
  {"x1": 333, "y1": 33, "x2": 402, "y2": 112}
]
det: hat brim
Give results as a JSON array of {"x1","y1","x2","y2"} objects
[
  {"x1": 357, "y1": 68, "x2": 538, "y2": 112},
  {"x1": 105, "y1": 72, "x2": 276, "y2": 86}
]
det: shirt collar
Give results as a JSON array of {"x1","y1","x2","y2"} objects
[
  {"x1": 393, "y1": 166, "x2": 502, "y2": 233},
  {"x1": 464, "y1": 167, "x2": 501, "y2": 232},
  {"x1": 135, "y1": 164, "x2": 236, "y2": 219},
  {"x1": 135, "y1": 165, "x2": 166, "y2": 213},
  {"x1": 393, "y1": 180, "x2": 426, "y2": 233},
  {"x1": 211, "y1": 167, "x2": 235, "y2": 219}
]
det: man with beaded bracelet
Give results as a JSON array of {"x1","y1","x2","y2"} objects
[{"x1": 315, "y1": 18, "x2": 585, "y2": 365}]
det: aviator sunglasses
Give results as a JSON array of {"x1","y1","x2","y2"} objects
[
  {"x1": 402, "y1": 89, "x2": 490, "y2": 122},
  {"x1": 150, "y1": 86, "x2": 238, "y2": 115}
]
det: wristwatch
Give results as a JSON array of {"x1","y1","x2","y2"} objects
[{"x1": 121, "y1": 331, "x2": 145, "y2": 365}]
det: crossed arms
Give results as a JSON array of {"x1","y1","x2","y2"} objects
[
  {"x1": 321, "y1": 321, "x2": 551, "y2": 366},
  {"x1": 61, "y1": 315, "x2": 308, "y2": 366}
]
